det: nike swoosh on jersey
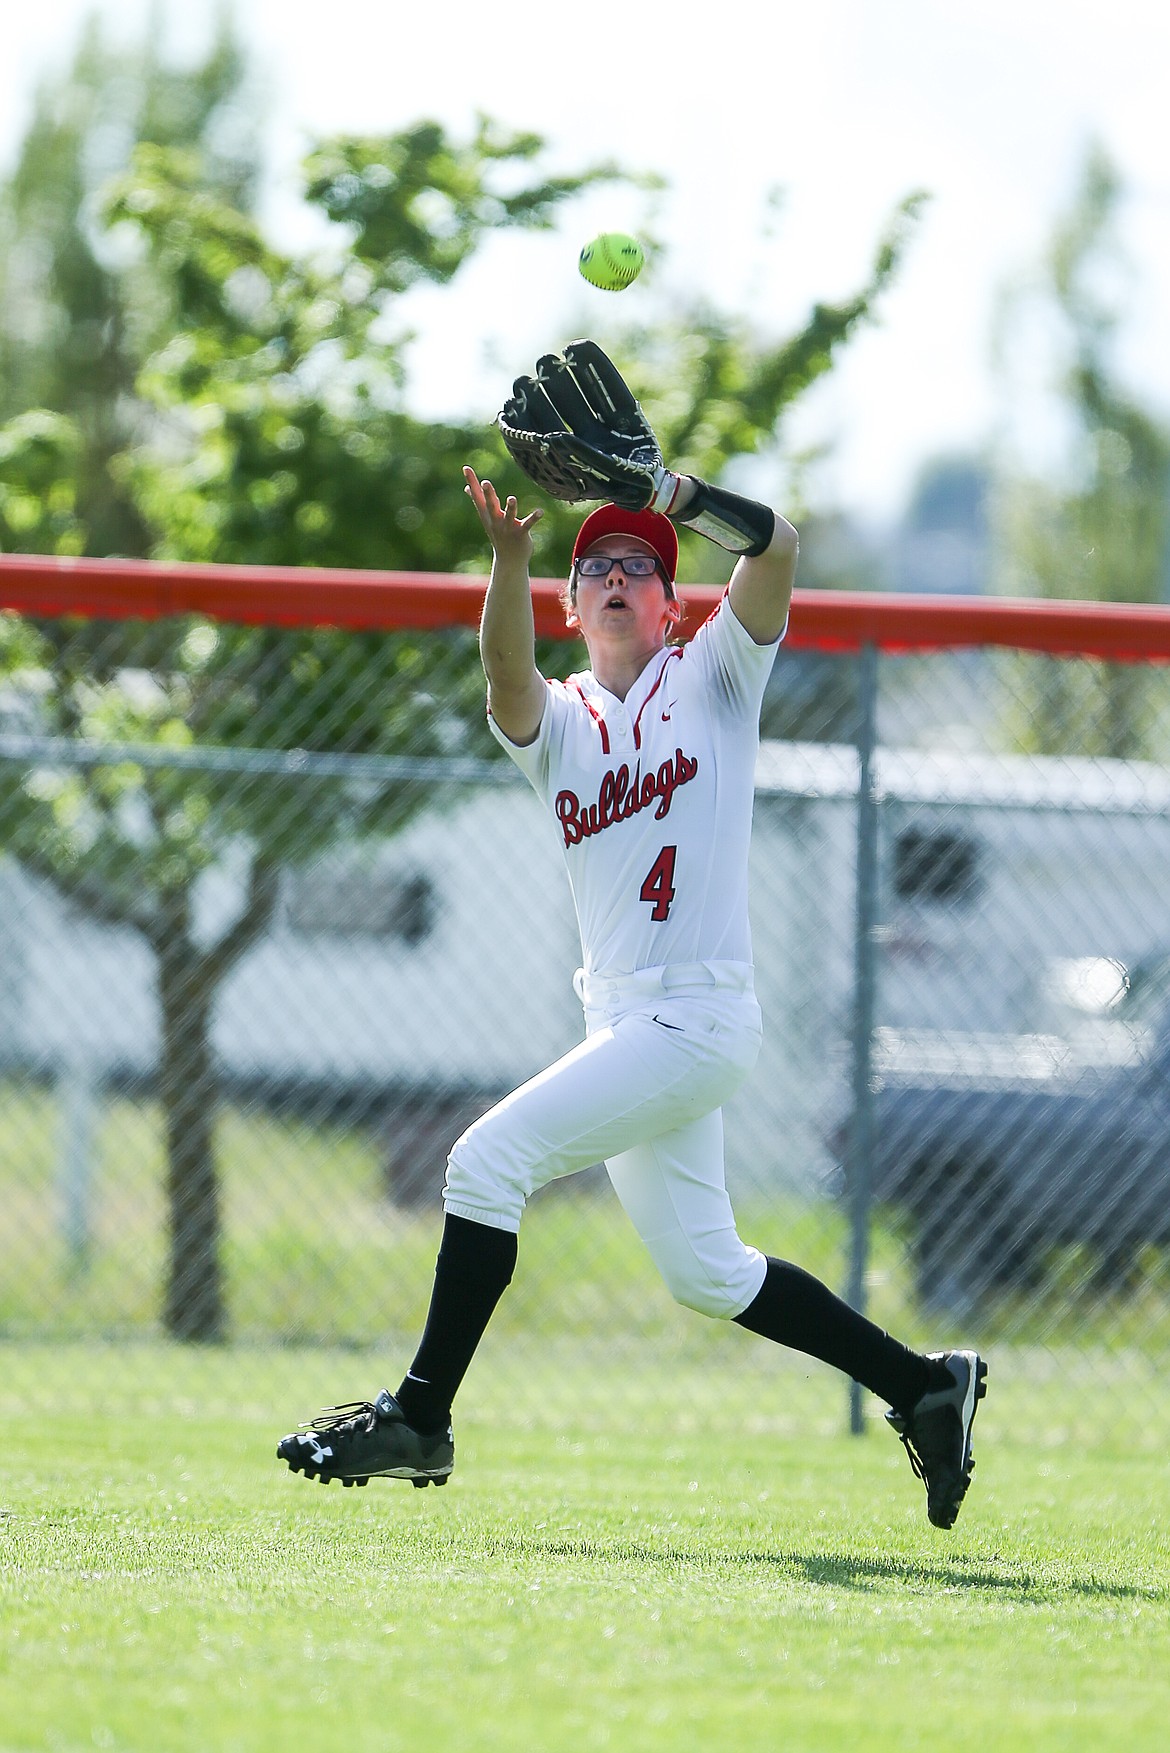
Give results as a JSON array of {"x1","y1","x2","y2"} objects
[{"x1": 652, "y1": 1014, "x2": 685, "y2": 1031}]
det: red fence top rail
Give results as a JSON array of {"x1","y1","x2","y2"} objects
[{"x1": 2, "y1": 551, "x2": 1170, "y2": 662}]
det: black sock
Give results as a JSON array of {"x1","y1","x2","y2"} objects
[
  {"x1": 395, "y1": 1214, "x2": 517, "y2": 1433},
  {"x1": 733, "y1": 1256, "x2": 939, "y2": 1416}
]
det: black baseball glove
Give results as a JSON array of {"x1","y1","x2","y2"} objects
[{"x1": 497, "y1": 339, "x2": 680, "y2": 512}]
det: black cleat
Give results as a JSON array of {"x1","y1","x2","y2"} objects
[
  {"x1": 887, "y1": 1350, "x2": 988, "y2": 1529},
  {"x1": 277, "y1": 1389, "x2": 454, "y2": 1488}
]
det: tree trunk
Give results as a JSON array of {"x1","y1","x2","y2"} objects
[{"x1": 158, "y1": 897, "x2": 224, "y2": 1342}]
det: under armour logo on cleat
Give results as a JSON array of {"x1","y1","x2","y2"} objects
[{"x1": 300, "y1": 1435, "x2": 333, "y2": 1465}]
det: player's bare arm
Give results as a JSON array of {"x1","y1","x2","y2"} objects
[
  {"x1": 725, "y1": 509, "x2": 799, "y2": 646},
  {"x1": 666, "y1": 474, "x2": 797, "y2": 645},
  {"x1": 464, "y1": 467, "x2": 546, "y2": 746}
]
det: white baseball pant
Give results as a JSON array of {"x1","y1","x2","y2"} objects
[{"x1": 443, "y1": 962, "x2": 768, "y2": 1319}]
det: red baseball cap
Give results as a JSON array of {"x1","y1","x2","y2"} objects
[{"x1": 571, "y1": 503, "x2": 678, "y2": 585}]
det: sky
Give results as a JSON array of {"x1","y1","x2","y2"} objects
[{"x1": 7, "y1": 0, "x2": 1170, "y2": 531}]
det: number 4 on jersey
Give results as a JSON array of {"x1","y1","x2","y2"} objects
[{"x1": 639, "y1": 846, "x2": 677, "y2": 921}]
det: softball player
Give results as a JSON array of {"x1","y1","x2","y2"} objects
[{"x1": 280, "y1": 464, "x2": 987, "y2": 1529}]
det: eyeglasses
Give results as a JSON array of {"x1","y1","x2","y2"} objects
[{"x1": 575, "y1": 553, "x2": 662, "y2": 579}]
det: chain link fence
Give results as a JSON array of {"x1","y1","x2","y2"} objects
[{"x1": 2, "y1": 572, "x2": 1169, "y2": 1449}]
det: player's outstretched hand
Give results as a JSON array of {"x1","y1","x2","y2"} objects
[{"x1": 464, "y1": 467, "x2": 543, "y2": 564}]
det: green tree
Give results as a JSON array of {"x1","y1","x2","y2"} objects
[
  {"x1": 0, "y1": 10, "x2": 258, "y2": 557},
  {"x1": 0, "y1": 410, "x2": 86, "y2": 554},
  {"x1": 0, "y1": 96, "x2": 634, "y2": 1340},
  {"x1": 991, "y1": 143, "x2": 1170, "y2": 758}
]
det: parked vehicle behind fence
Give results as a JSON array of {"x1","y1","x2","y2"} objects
[{"x1": 836, "y1": 954, "x2": 1170, "y2": 1312}]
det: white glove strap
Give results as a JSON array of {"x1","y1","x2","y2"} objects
[{"x1": 648, "y1": 469, "x2": 684, "y2": 515}]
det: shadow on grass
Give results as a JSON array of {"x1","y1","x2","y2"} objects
[
  {"x1": 481, "y1": 1533, "x2": 1165, "y2": 1602},
  {"x1": 770, "y1": 1550, "x2": 1163, "y2": 1601}
]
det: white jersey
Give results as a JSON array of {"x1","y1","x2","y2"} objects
[{"x1": 489, "y1": 592, "x2": 784, "y2": 979}]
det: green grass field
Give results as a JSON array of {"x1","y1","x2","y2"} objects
[
  {"x1": 4, "y1": 1083, "x2": 1170, "y2": 1747},
  {"x1": 2, "y1": 1339, "x2": 1168, "y2": 1753}
]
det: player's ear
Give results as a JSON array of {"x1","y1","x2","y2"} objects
[
  {"x1": 563, "y1": 574, "x2": 580, "y2": 628},
  {"x1": 664, "y1": 597, "x2": 682, "y2": 625}
]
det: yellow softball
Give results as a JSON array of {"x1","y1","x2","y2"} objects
[{"x1": 578, "y1": 232, "x2": 645, "y2": 292}]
